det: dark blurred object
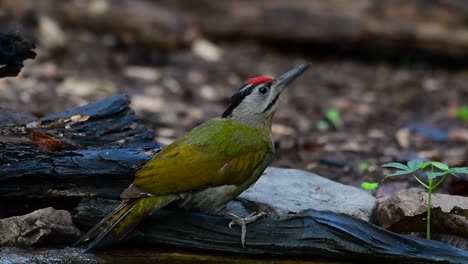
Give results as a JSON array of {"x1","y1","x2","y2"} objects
[
  {"x1": 319, "y1": 156, "x2": 347, "y2": 167},
  {"x1": 168, "y1": 0, "x2": 468, "y2": 53},
  {"x1": 449, "y1": 177, "x2": 468, "y2": 196},
  {"x1": 0, "y1": 31, "x2": 36, "y2": 77},
  {"x1": 57, "y1": 0, "x2": 196, "y2": 49},
  {"x1": 3, "y1": 0, "x2": 468, "y2": 64},
  {"x1": 162, "y1": 0, "x2": 468, "y2": 65},
  {"x1": 404, "y1": 123, "x2": 448, "y2": 142},
  {"x1": 396, "y1": 151, "x2": 428, "y2": 163},
  {"x1": 0, "y1": 109, "x2": 36, "y2": 125}
]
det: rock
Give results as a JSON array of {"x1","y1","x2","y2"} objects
[
  {"x1": 191, "y1": 38, "x2": 223, "y2": 62},
  {"x1": 395, "y1": 128, "x2": 411, "y2": 148},
  {"x1": 377, "y1": 188, "x2": 468, "y2": 237},
  {"x1": 236, "y1": 167, "x2": 377, "y2": 221},
  {"x1": 375, "y1": 180, "x2": 410, "y2": 204},
  {"x1": 56, "y1": 78, "x2": 117, "y2": 105},
  {"x1": 123, "y1": 66, "x2": 161, "y2": 82},
  {"x1": 0, "y1": 207, "x2": 80, "y2": 247},
  {"x1": 38, "y1": 16, "x2": 67, "y2": 50}
]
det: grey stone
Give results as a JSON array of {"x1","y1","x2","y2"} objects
[
  {"x1": 38, "y1": 16, "x2": 67, "y2": 50},
  {"x1": 234, "y1": 167, "x2": 377, "y2": 221},
  {"x1": 0, "y1": 207, "x2": 80, "y2": 247}
]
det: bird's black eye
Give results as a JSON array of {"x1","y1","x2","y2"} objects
[{"x1": 259, "y1": 86, "x2": 269, "y2": 94}]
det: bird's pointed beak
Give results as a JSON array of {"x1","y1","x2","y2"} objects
[
  {"x1": 262, "y1": 63, "x2": 310, "y2": 114},
  {"x1": 274, "y1": 63, "x2": 310, "y2": 93}
]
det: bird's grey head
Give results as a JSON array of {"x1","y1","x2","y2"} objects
[{"x1": 222, "y1": 63, "x2": 310, "y2": 130}]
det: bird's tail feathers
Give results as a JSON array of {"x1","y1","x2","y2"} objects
[{"x1": 75, "y1": 195, "x2": 176, "y2": 252}]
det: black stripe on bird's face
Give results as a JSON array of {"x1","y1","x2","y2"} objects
[
  {"x1": 263, "y1": 92, "x2": 280, "y2": 113},
  {"x1": 221, "y1": 83, "x2": 255, "y2": 118}
]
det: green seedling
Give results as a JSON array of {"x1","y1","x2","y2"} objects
[
  {"x1": 457, "y1": 105, "x2": 468, "y2": 121},
  {"x1": 382, "y1": 160, "x2": 468, "y2": 239},
  {"x1": 361, "y1": 181, "x2": 379, "y2": 191},
  {"x1": 326, "y1": 108, "x2": 341, "y2": 128},
  {"x1": 358, "y1": 161, "x2": 370, "y2": 171},
  {"x1": 317, "y1": 108, "x2": 342, "y2": 131}
]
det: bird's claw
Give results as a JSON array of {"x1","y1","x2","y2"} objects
[{"x1": 228, "y1": 212, "x2": 266, "y2": 247}]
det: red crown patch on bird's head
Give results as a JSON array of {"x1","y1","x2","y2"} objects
[{"x1": 246, "y1": 76, "x2": 273, "y2": 85}]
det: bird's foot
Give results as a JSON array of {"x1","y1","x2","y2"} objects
[{"x1": 228, "y1": 212, "x2": 266, "y2": 247}]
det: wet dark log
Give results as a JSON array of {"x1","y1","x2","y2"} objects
[
  {"x1": 74, "y1": 198, "x2": 468, "y2": 264},
  {"x1": 0, "y1": 94, "x2": 159, "y2": 215}
]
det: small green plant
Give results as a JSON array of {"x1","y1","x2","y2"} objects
[
  {"x1": 316, "y1": 108, "x2": 342, "y2": 131},
  {"x1": 326, "y1": 108, "x2": 341, "y2": 128},
  {"x1": 358, "y1": 160, "x2": 370, "y2": 171},
  {"x1": 457, "y1": 105, "x2": 468, "y2": 121},
  {"x1": 382, "y1": 160, "x2": 468, "y2": 239},
  {"x1": 361, "y1": 181, "x2": 379, "y2": 191}
]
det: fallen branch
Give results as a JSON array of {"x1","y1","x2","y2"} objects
[
  {"x1": 0, "y1": 94, "x2": 158, "y2": 215},
  {"x1": 74, "y1": 198, "x2": 468, "y2": 264}
]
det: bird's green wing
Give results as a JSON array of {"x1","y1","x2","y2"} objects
[{"x1": 133, "y1": 118, "x2": 273, "y2": 195}]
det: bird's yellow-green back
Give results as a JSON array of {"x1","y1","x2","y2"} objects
[{"x1": 133, "y1": 117, "x2": 274, "y2": 195}]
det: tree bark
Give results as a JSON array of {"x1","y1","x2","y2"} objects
[
  {"x1": 0, "y1": 94, "x2": 158, "y2": 216},
  {"x1": 73, "y1": 198, "x2": 468, "y2": 264}
]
